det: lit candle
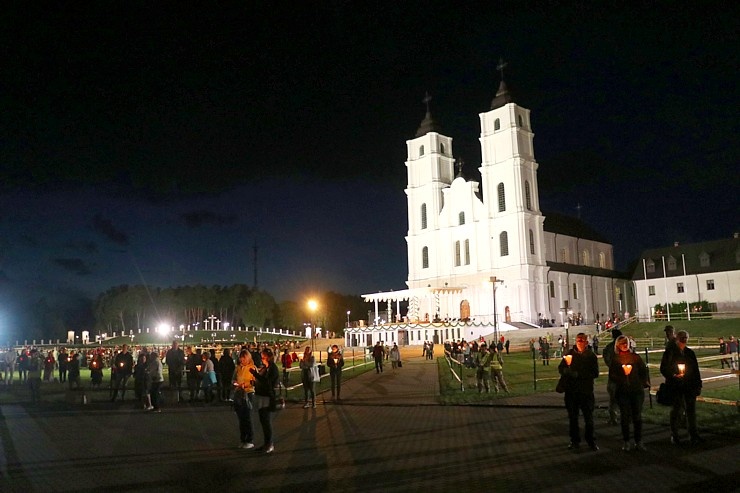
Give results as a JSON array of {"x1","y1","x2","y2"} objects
[
  {"x1": 677, "y1": 363, "x2": 685, "y2": 375},
  {"x1": 622, "y1": 364, "x2": 632, "y2": 376},
  {"x1": 333, "y1": 358, "x2": 339, "y2": 365},
  {"x1": 563, "y1": 355, "x2": 572, "y2": 366},
  {"x1": 196, "y1": 365, "x2": 202, "y2": 372},
  {"x1": 119, "y1": 362, "x2": 124, "y2": 367}
]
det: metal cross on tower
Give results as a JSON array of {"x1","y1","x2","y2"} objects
[{"x1": 496, "y1": 57, "x2": 508, "y2": 81}]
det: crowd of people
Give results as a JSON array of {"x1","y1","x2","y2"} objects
[{"x1": 1, "y1": 324, "x2": 732, "y2": 455}]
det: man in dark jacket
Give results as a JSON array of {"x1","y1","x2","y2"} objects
[
  {"x1": 660, "y1": 330, "x2": 703, "y2": 445},
  {"x1": 372, "y1": 342, "x2": 384, "y2": 374},
  {"x1": 165, "y1": 340, "x2": 185, "y2": 401},
  {"x1": 558, "y1": 332, "x2": 600, "y2": 451}
]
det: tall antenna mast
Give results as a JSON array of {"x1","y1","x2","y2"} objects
[{"x1": 253, "y1": 239, "x2": 258, "y2": 289}]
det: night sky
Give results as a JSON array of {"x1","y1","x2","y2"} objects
[{"x1": 1, "y1": 3, "x2": 738, "y2": 336}]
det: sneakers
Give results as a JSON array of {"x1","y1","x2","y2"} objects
[
  {"x1": 240, "y1": 442, "x2": 254, "y2": 449},
  {"x1": 145, "y1": 406, "x2": 154, "y2": 411},
  {"x1": 634, "y1": 442, "x2": 647, "y2": 451},
  {"x1": 588, "y1": 443, "x2": 599, "y2": 451},
  {"x1": 264, "y1": 444, "x2": 274, "y2": 454},
  {"x1": 622, "y1": 441, "x2": 631, "y2": 451},
  {"x1": 303, "y1": 402, "x2": 310, "y2": 409}
]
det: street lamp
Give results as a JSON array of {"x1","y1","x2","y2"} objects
[
  {"x1": 346, "y1": 310, "x2": 351, "y2": 328},
  {"x1": 307, "y1": 299, "x2": 318, "y2": 352},
  {"x1": 490, "y1": 276, "x2": 504, "y2": 343}
]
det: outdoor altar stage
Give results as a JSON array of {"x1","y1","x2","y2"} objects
[{"x1": 343, "y1": 319, "x2": 527, "y2": 348}]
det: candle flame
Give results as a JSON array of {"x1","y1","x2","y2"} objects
[{"x1": 563, "y1": 355, "x2": 572, "y2": 366}]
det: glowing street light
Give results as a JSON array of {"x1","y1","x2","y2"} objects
[{"x1": 307, "y1": 299, "x2": 318, "y2": 351}]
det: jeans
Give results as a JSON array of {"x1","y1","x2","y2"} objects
[
  {"x1": 235, "y1": 393, "x2": 254, "y2": 443},
  {"x1": 258, "y1": 406, "x2": 274, "y2": 446}
]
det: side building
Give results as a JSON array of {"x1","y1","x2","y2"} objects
[{"x1": 632, "y1": 235, "x2": 740, "y2": 320}]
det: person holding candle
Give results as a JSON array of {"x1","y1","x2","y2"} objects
[
  {"x1": 90, "y1": 350, "x2": 104, "y2": 389},
  {"x1": 660, "y1": 330, "x2": 703, "y2": 445},
  {"x1": 67, "y1": 352, "x2": 81, "y2": 390},
  {"x1": 608, "y1": 335, "x2": 649, "y2": 451},
  {"x1": 251, "y1": 348, "x2": 279, "y2": 454},
  {"x1": 327, "y1": 344, "x2": 344, "y2": 401},
  {"x1": 43, "y1": 350, "x2": 55, "y2": 382},
  {"x1": 232, "y1": 349, "x2": 257, "y2": 449},
  {"x1": 110, "y1": 344, "x2": 134, "y2": 402},
  {"x1": 558, "y1": 332, "x2": 600, "y2": 451}
]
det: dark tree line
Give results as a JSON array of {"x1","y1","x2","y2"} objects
[{"x1": 92, "y1": 284, "x2": 371, "y2": 338}]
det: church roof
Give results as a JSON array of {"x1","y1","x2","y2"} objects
[
  {"x1": 490, "y1": 80, "x2": 514, "y2": 109},
  {"x1": 542, "y1": 211, "x2": 610, "y2": 244},
  {"x1": 415, "y1": 92, "x2": 442, "y2": 137},
  {"x1": 415, "y1": 109, "x2": 441, "y2": 137},
  {"x1": 630, "y1": 236, "x2": 740, "y2": 280},
  {"x1": 547, "y1": 261, "x2": 630, "y2": 279}
]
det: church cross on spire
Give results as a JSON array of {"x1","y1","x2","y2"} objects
[
  {"x1": 496, "y1": 57, "x2": 508, "y2": 82},
  {"x1": 422, "y1": 92, "x2": 432, "y2": 114}
]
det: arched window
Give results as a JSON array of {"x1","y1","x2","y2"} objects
[
  {"x1": 646, "y1": 259, "x2": 655, "y2": 273},
  {"x1": 582, "y1": 250, "x2": 590, "y2": 266},
  {"x1": 459, "y1": 211, "x2": 465, "y2": 225},
  {"x1": 422, "y1": 247, "x2": 429, "y2": 269},
  {"x1": 518, "y1": 114, "x2": 523, "y2": 127},
  {"x1": 525, "y1": 181, "x2": 532, "y2": 210},
  {"x1": 454, "y1": 241, "x2": 461, "y2": 267},
  {"x1": 419, "y1": 145, "x2": 425, "y2": 156},
  {"x1": 497, "y1": 183, "x2": 506, "y2": 212},
  {"x1": 464, "y1": 239, "x2": 470, "y2": 265},
  {"x1": 500, "y1": 231, "x2": 509, "y2": 256},
  {"x1": 560, "y1": 248, "x2": 568, "y2": 263},
  {"x1": 529, "y1": 229, "x2": 535, "y2": 255},
  {"x1": 549, "y1": 281, "x2": 555, "y2": 298},
  {"x1": 667, "y1": 256, "x2": 677, "y2": 271},
  {"x1": 421, "y1": 203, "x2": 427, "y2": 230},
  {"x1": 494, "y1": 118, "x2": 501, "y2": 131},
  {"x1": 440, "y1": 143, "x2": 445, "y2": 154},
  {"x1": 599, "y1": 252, "x2": 606, "y2": 268}
]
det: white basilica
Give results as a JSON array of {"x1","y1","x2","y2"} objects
[{"x1": 347, "y1": 77, "x2": 635, "y2": 347}]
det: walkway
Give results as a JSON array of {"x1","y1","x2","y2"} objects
[{"x1": 0, "y1": 353, "x2": 738, "y2": 492}]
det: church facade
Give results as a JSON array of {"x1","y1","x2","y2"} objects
[{"x1": 350, "y1": 80, "x2": 634, "y2": 347}]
